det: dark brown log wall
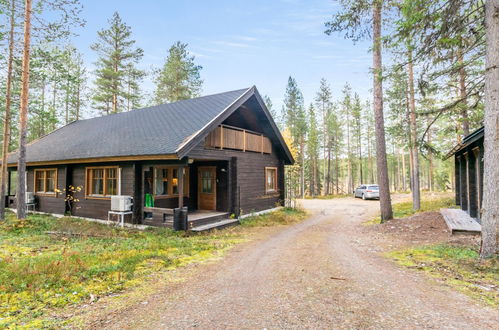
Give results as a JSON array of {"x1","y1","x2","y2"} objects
[
  {"x1": 70, "y1": 163, "x2": 134, "y2": 220},
  {"x1": 26, "y1": 165, "x2": 66, "y2": 214},
  {"x1": 188, "y1": 143, "x2": 285, "y2": 215}
]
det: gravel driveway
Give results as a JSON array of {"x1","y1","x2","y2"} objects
[{"x1": 92, "y1": 197, "x2": 498, "y2": 329}]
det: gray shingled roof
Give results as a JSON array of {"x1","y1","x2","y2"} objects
[{"x1": 8, "y1": 88, "x2": 250, "y2": 164}]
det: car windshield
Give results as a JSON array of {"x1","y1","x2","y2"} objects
[{"x1": 368, "y1": 186, "x2": 379, "y2": 190}]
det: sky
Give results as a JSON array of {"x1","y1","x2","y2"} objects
[{"x1": 71, "y1": 0, "x2": 373, "y2": 115}]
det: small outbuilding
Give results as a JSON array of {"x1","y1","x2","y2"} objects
[{"x1": 447, "y1": 127, "x2": 484, "y2": 221}]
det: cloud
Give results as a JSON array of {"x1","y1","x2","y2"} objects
[
  {"x1": 213, "y1": 41, "x2": 252, "y2": 48},
  {"x1": 235, "y1": 35, "x2": 258, "y2": 42}
]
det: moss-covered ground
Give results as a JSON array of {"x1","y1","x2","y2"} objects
[{"x1": 0, "y1": 207, "x2": 306, "y2": 328}]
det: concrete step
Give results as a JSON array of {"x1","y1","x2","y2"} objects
[{"x1": 190, "y1": 219, "x2": 239, "y2": 232}]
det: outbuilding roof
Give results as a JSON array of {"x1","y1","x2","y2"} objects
[
  {"x1": 7, "y1": 86, "x2": 293, "y2": 165},
  {"x1": 444, "y1": 126, "x2": 484, "y2": 159}
]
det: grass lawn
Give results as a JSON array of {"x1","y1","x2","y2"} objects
[
  {"x1": 365, "y1": 193, "x2": 455, "y2": 225},
  {"x1": 387, "y1": 245, "x2": 499, "y2": 307},
  {"x1": 0, "y1": 207, "x2": 305, "y2": 328}
]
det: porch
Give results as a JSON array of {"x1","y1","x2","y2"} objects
[{"x1": 139, "y1": 158, "x2": 237, "y2": 230}]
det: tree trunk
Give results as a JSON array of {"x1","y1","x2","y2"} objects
[
  {"x1": 401, "y1": 147, "x2": 407, "y2": 191},
  {"x1": 346, "y1": 109, "x2": 352, "y2": 192},
  {"x1": 358, "y1": 125, "x2": 363, "y2": 184},
  {"x1": 373, "y1": 0, "x2": 393, "y2": 221},
  {"x1": 17, "y1": 0, "x2": 33, "y2": 220},
  {"x1": 0, "y1": 0, "x2": 16, "y2": 221},
  {"x1": 334, "y1": 136, "x2": 340, "y2": 194},
  {"x1": 480, "y1": 0, "x2": 499, "y2": 259},
  {"x1": 428, "y1": 124, "x2": 433, "y2": 191},
  {"x1": 408, "y1": 47, "x2": 421, "y2": 210},
  {"x1": 300, "y1": 142, "x2": 305, "y2": 198},
  {"x1": 367, "y1": 121, "x2": 374, "y2": 183},
  {"x1": 326, "y1": 145, "x2": 331, "y2": 194},
  {"x1": 457, "y1": 47, "x2": 470, "y2": 136}
]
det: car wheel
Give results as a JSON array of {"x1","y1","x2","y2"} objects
[{"x1": 362, "y1": 194, "x2": 366, "y2": 200}]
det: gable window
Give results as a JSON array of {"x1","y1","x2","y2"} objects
[
  {"x1": 154, "y1": 166, "x2": 189, "y2": 197},
  {"x1": 265, "y1": 167, "x2": 278, "y2": 193},
  {"x1": 34, "y1": 169, "x2": 57, "y2": 194},
  {"x1": 86, "y1": 167, "x2": 119, "y2": 197}
]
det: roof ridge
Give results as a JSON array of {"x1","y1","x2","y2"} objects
[{"x1": 74, "y1": 87, "x2": 251, "y2": 124}]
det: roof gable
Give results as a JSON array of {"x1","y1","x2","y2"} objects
[{"x1": 177, "y1": 86, "x2": 294, "y2": 164}]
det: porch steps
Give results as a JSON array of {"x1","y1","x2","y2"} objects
[
  {"x1": 188, "y1": 212, "x2": 231, "y2": 228},
  {"x1": 190, "y1": 218, "x2": 239, "y2": 232}
]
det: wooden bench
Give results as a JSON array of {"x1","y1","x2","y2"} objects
[{"x1": 440, "y1": 208, "x2": 481, "y2": 234}]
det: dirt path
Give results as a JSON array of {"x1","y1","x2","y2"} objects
[{"x1": 91, "y1": 197, "x2": 498, "y2": 329}]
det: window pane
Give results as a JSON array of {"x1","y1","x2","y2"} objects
[
  {"x1": 9, "y1": 171, "x2": 17, "y2": 195},
  {"x1": 35, "y1": 171, "x2": 44, "y2": 192},
  {"x1": 155, "y1": 168, "x2": 168, "y2": 195},
  {"x1": 266, "y1": 169, "x2": 276, "y2": 191},
  {"x1": 46, "y1": 170, "x2": 56, "y2": 192},
  {"x1": 172, "y1": 169, "x2": 179, "y2": 194},
  {"x1": 201, "y1": 170, "x2": 213, "y2": 193},
  {"x1": 92, "y1": 169, "x2": 104, "y2": 195},
  {"x1": 106, "y1": 169, "x2": 117, "y2": 195}
]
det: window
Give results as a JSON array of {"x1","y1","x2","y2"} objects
[
  {"x1": 86, "y1": 167, "x2": 119, "y2": 197},
  {"x1": 34, "y1": 169, "x2": 57, "y2": 194},
  {"x1": 153, "y1": 166, "x2": 189, "y2": 197},
  {"x1": 265, "y1": 167, "x2": 278, "y2": 193},
  {"x1": 201, "y1": 169, "x2": 214, "y2": 193},
  {"x1": 155, "y1": 168, "x2": 169, "y2": 195}
]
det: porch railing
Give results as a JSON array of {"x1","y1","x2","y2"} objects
[{"x1": 205, "y1": 125, "x2": 272, "y2": 154}]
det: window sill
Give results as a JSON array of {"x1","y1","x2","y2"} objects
[
  {"x1": 154, "y1": 195, "x2": 189, "y2": 199},
  {"x1": 35, "y1": 192, "x2": 57, "y2": 197},
  {"x1": 265, "y1": 189, "x2": 278, "y2": 194},
  {"x1": 85, "y1": 195, "x2": 111, "y2": 200}
]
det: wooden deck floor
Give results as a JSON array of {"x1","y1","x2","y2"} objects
[
  {"x1": 440, "y1": 208, "x2": 481, "y2": 234},
  {"x1": 188, "y1": 210, "x2": 229, "y2": 221}
]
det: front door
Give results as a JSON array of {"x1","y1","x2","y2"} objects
[{"x1": 198, "y1": 166, "x2": 216, "y2": 210}]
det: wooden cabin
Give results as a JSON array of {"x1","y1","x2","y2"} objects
[
  {"x1": 447, "y1": 127, "x2": 484, "y2": 221},
  {"x1": 5, "y1": 86, "x2": 294, "y2": 230}
]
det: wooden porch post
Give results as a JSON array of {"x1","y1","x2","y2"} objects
[{"x1": 178, "y1": 166, "x2": 184, "y2": 208}]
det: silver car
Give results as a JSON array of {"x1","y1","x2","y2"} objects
[{"x1": 354, "y1": 184, "x2": 380, "y2": 200}]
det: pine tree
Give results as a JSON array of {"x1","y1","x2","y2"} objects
[
  {"x1": 315, "y1": 78, "x2": 333, "y2": 194},
  {"x1": 91, "y1": 12, "x2": 144, "y2": 114},
  {"x1": 16, "y1": 0, "x2": 32, "y2": 220},
  {"x1": 154, "y1": 41, "x2": 202, "y2": 104},
  {"x1": 352, "y1": 93, "x2": 363, "y2": 186},
  {"x1": 307, "y1": 103, "x2": 320, "y2": 197},
  {"x1": 326, "y1": 0, "x2": 393, "y2": 220},
  {"x1": 340, "y1": 83, "x2": 354, "y2": 193},
  {"x1": 0, "y1": 0, "x2": 16, "y2": 221},
  {"x1": 283, "y1": 76, "x2": 307, "y2": 198},
  {"x1": 264, "y1": 94, "x2": 281, "y2": 129},
  {"x1": 480, "y1": 0, "x2": 498, "y2": 258}
]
